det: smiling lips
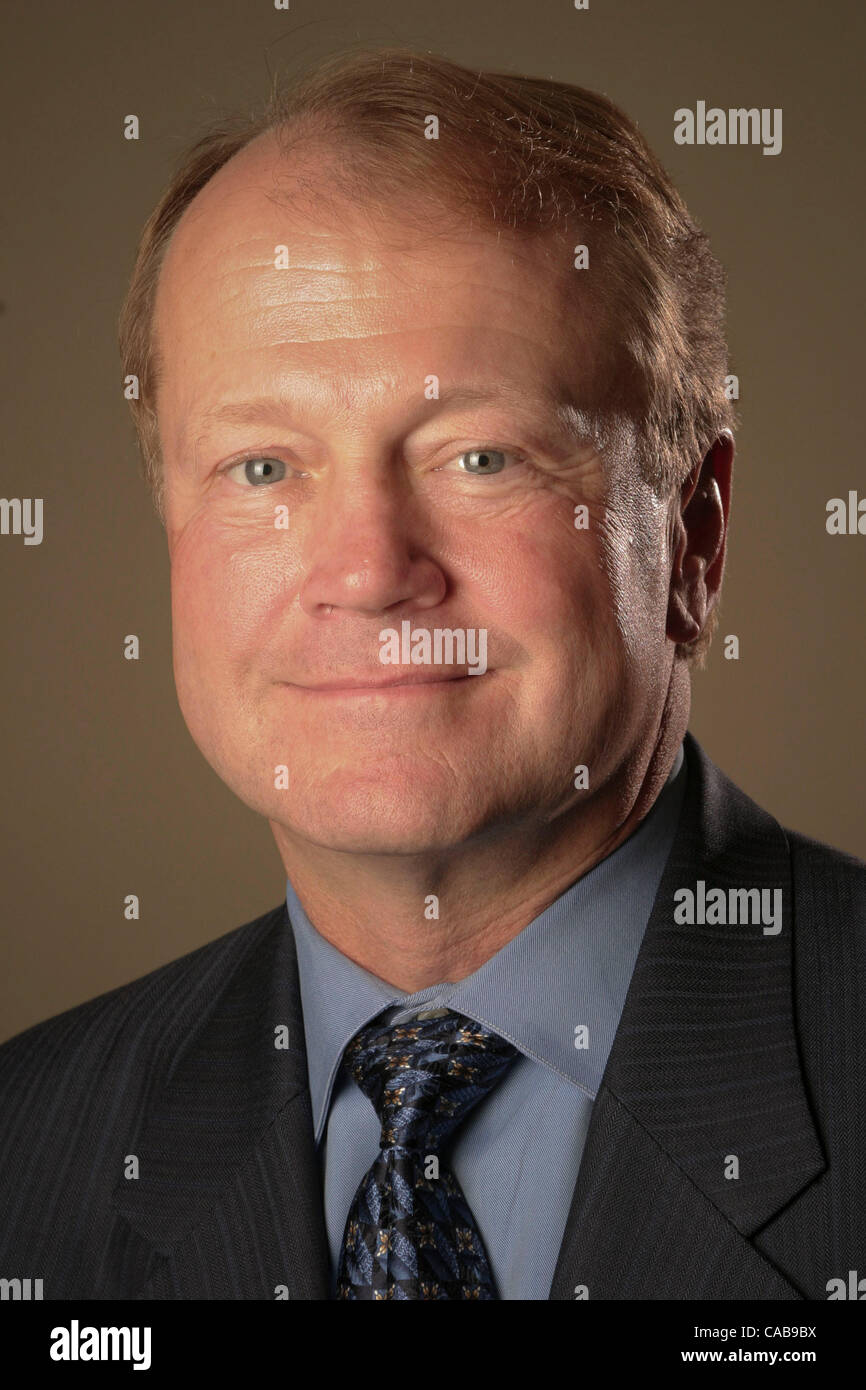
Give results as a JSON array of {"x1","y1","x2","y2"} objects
[{"x1": 282, "y1": 671, "x2": 485, "y2": 693}]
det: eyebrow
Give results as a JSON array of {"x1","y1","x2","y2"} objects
[{"x1": 188, "y1": 384, "x2": 601, "y2": 453}]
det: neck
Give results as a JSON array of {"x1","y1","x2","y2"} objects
[{"x1": 271, "y1": 671, "x2": 689, "y2": 991}]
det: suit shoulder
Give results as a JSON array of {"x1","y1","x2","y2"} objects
[
  {"x1": 0, "y1": 900, "x2": 287, "y2": 1090},
  {"x1": 785, "y1": 826, "x2": 866, "y2": 900}
]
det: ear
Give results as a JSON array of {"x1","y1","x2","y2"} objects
[{"x1": 666, "y1": 430, "x2": 734, "y2": 646}]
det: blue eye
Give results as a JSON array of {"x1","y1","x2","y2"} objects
[
  {"x1": 235, "y1": 457, "x2": 287, "y2": 486},
  {"x1": 458, "y1": 448, "x2": 507, "y2": 474}
]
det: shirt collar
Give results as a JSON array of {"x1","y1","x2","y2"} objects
[{"x1": 289, "y1": 741, "x2": 686, "y2": 1142}]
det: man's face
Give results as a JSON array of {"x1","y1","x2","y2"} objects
[{"x1": 154, "y1": 133, "x2": 677, "y2": 855}]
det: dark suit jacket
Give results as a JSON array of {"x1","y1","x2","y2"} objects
[{"x1": 1, "y1": 731, "x2": 864, "y2": 1300}]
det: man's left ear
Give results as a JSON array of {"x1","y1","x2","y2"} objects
[{"x1": 666, "y1": 429, "x2": 734, "y2": 646}]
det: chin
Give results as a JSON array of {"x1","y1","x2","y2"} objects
[
  {"x1": 274, "y1": 807, "x2": 470, "y2": 856},
  {"x1": 267, "y1": 764, "x2": 490, "y2": 856}
]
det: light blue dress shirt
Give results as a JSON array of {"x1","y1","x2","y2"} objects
[{"x1": 287, "y1": 741, "x2": 687, "y2": 1300}]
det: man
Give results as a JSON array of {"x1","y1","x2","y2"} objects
[{"x1": 1, "y1": 47, "x2": 863, "y2": 1302}]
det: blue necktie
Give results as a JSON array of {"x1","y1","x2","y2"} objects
[{"x1": 336, "y1": 1008, "x2": 519, "y2": 1300}]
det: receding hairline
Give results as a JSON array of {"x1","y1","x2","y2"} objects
[{"x1": 148, "y1": 128, "x2": 624, "y2": 441}]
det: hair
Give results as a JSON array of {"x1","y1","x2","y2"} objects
[{"x1": 118, "y1": 45, "x2": 739, "y2": 664}]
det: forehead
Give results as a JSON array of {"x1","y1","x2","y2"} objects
[{"x1": 152, "y1": 131, "x2": 598, "y2": 442}]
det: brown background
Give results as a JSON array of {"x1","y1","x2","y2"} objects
[{"x1": 1, "y1": 0, "x2": 863, "y2": 1041}]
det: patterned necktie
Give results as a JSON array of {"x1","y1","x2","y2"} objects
[{"x1": 335, "y1": 1007, "x2": 519, "y2": 1300}]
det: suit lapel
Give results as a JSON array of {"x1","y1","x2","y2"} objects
[
  {"x1": 110, "y1": 904, "x2": 329, "y2": 1299},
  {"x1": 549, "y1": 732, "x2": 826, "y2": 1299}
]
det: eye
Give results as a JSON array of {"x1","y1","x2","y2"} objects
[
  {"x1": 226, "y1": 456, "x2": 287, "y2": 486},
  {"x1": 453, "y1": 447, "x2": 511, "y2": 475}
]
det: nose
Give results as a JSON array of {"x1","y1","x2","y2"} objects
[{"x1": 297, "y1": 466, "x2": 447, "y2": 619}]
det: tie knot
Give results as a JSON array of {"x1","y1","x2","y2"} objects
[{"x1": 343, "y1": 1009, "x2": 518, "y2": 1152}]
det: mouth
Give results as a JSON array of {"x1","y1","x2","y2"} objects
[{"x1": 279, "y1": 671, "x2": 487, "y2": 694}]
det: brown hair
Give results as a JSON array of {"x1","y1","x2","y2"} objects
[{"x1": 118, "y1": 45, "x2": 738, "y2": 663}]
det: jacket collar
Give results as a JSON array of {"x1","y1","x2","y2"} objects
[{"x1": 549, "y1": 731, "x2": 825, "y2": 1297}]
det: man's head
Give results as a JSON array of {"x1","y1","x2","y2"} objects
[{"x1": 119, "y1": 47, "x2": 734, "y2": 858}]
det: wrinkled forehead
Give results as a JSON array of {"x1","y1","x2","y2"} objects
[
  {"x1": 155, "y1": 130, "x2": 581, "y2": 339},
  {"x1": 151, "y1": 129, "x2": 629, "y2": 476}
]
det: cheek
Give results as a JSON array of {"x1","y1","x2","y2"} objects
[
  {"x1": 498, "y1": 516, "x2": 629, "y2": 659},
  {"x1": 472, "y1": 523, "x2": 627, "y2": 765},
  {"x1": 170, "y1": 519, "x2": 291, "y2": 694}
]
